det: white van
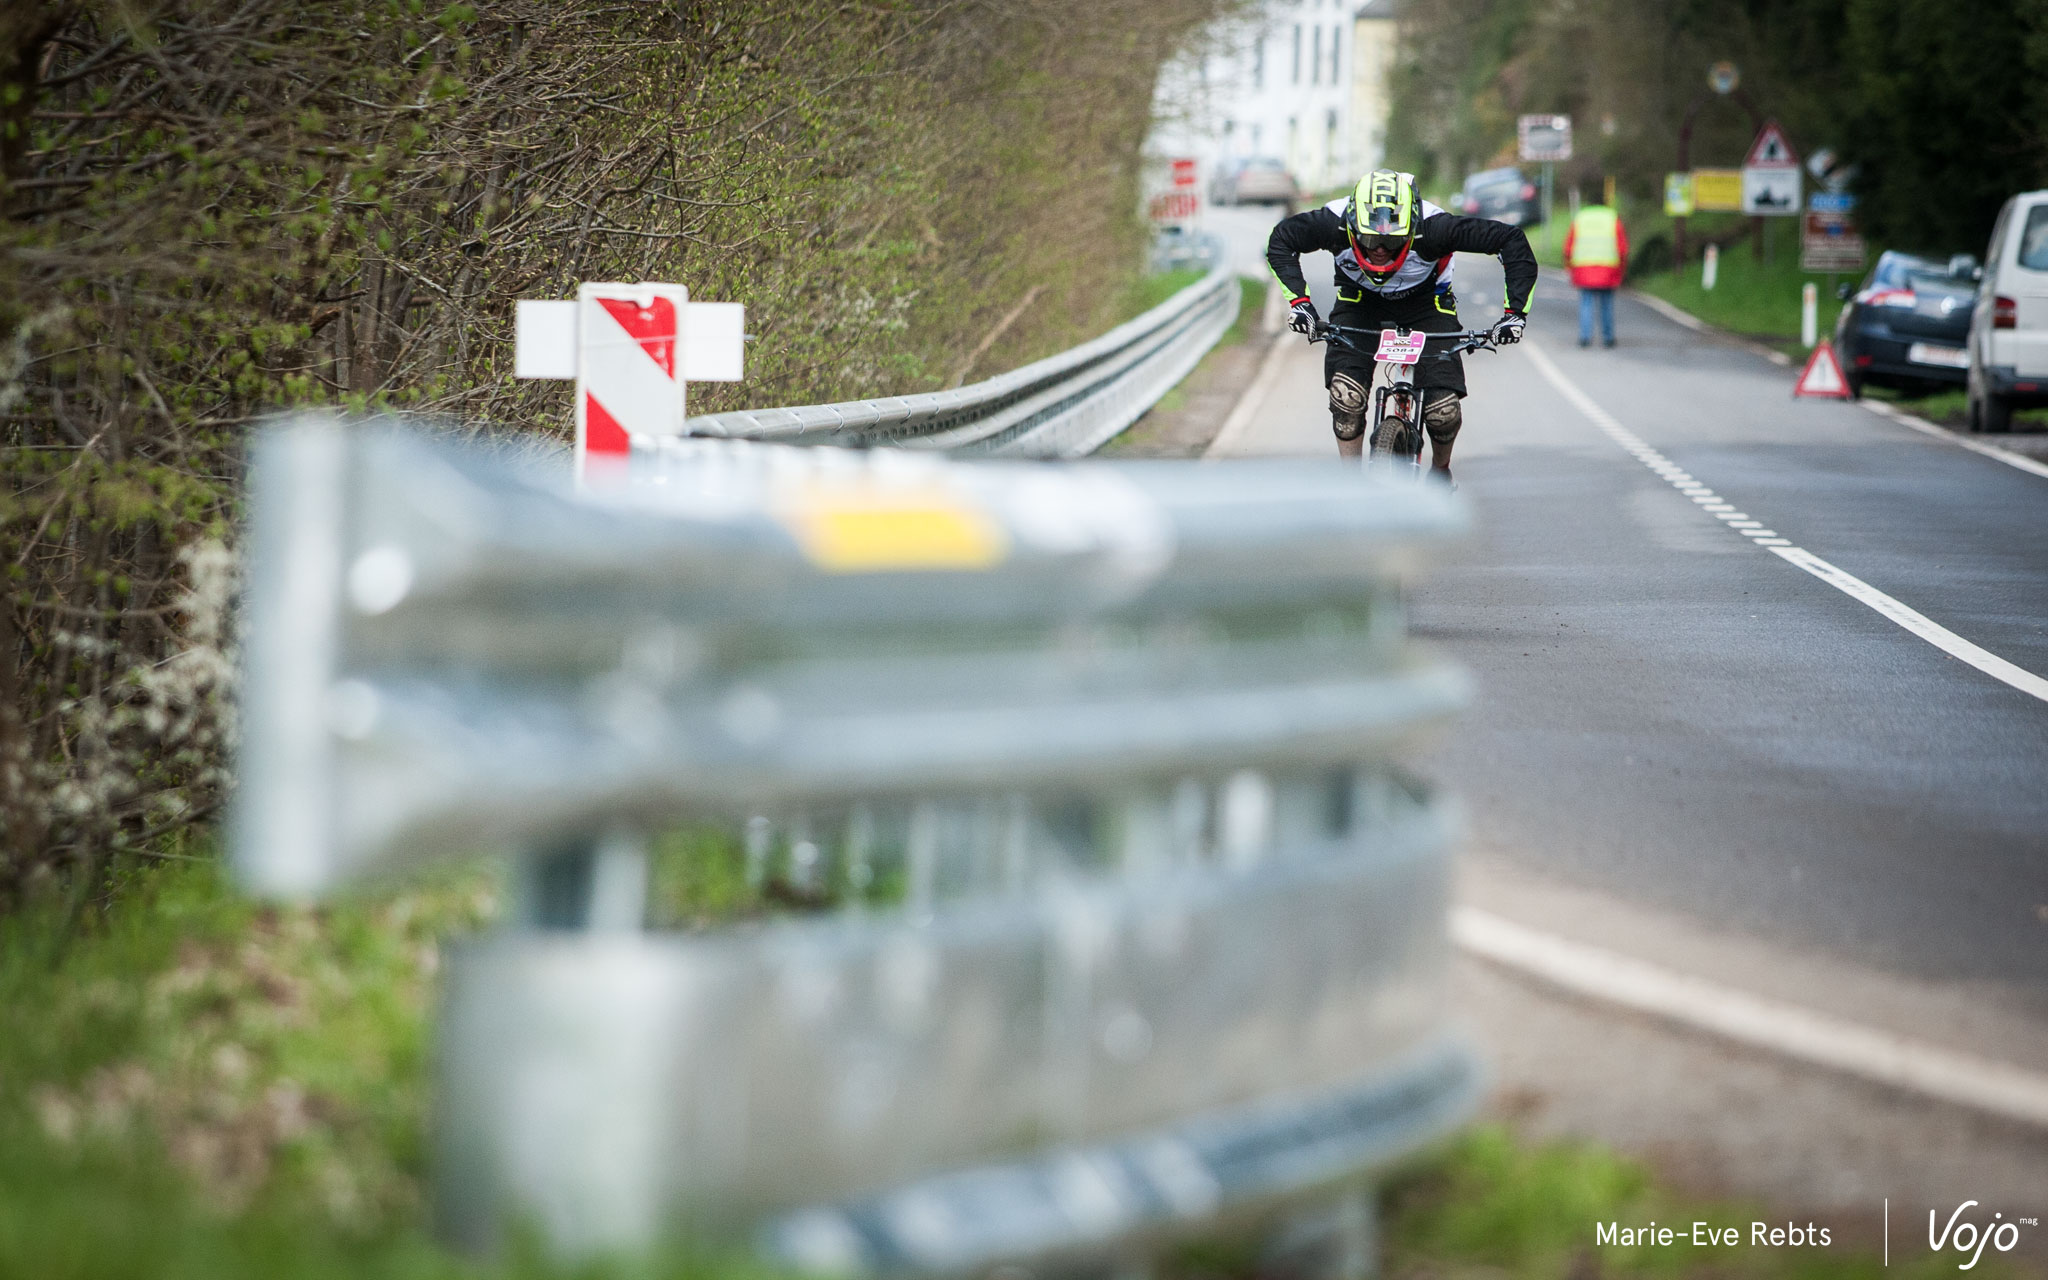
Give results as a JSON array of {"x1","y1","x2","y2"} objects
[{"x1": 1966, "y1": 189, "x2": 2048, "y2": 432}]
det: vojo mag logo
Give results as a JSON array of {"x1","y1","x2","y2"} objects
[{"x1": 1927, "y1": 1201, "x2": 2036, "y2": 1270}]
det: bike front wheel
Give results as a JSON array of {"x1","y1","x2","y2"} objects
[{"x1": 1370, "y1": 411, "x2": 1424, "y2": 464}]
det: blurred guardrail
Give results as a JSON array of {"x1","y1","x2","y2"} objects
[
  {"x1": 680, "y1": 266, "x2": 1237, "y2": 456},
  {"x1": 233, "y1": 420, "x2": 1477, "y2": 1273}
]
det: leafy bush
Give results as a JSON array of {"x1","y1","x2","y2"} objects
[{"x1": 0, "y1": 0, "x2": 1236, "y2": 911}]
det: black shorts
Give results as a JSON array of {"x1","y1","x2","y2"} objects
[{"x1": 1324, "y1": 288, "x2": 1467, "y2": 399}]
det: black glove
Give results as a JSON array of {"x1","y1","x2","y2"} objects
[
  {"x1": 1490, "y1": 311, "x2": 1527, "y2": 345},
  {"x1": 1287, "y1": 296, "x2": 1321, "y2": 336}
]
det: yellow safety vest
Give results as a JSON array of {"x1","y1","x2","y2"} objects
[{"x1": 1570, "y1": 205, "x2": 1621, "y2": 267}]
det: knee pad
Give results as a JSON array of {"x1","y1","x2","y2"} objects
[
  {"x1": 1423, "y1": 391, "x2": 1462, "y2": 445},
  {"x1": 1329, "y1": 372, "x2": 1368, "y2": 441}
]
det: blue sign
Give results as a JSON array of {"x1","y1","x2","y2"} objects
[{"x1": 1808, "y1": 192, "x2": 1856, "y2": 213}]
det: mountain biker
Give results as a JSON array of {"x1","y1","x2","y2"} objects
[{"x1": 1267, "y1": 169, "x2": 1538, "y2": 479}]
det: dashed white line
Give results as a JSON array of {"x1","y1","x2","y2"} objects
[
  {"x1": 1454, "y1": 907, "x2": 2048, "y2": 1131},
  {"x1": 1523, "y1": 338, "x2": 2048, "y2": 706}
]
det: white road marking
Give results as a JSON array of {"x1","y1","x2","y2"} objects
[
  {"x1": 1453, "y1": 907, "x2": 2048, "y2": 1131},
  {"x1": 1858, "y1": 398, "x2": 2048, "y2": 483},
  {"x1": 1769, "y1": 547, "x2": 2048, "y2": 701},
  {"x1": 1524, "y1": 338, "x2": 2048, "y2": 706},
  {"x1": 1624, "y1": 288, "x2": 1792, "y2": 365},
  {"x1": 1626, "y1": 289, "x2": 1707, "y2": 332}
]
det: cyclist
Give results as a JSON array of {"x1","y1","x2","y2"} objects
[{"x1": 1267, "y1": 169, "x2": 1538, "y2": 479}]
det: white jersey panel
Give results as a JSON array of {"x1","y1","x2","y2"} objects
[{"x1": 1326, "y1": 197, "x2": 1456, "y2": 296}]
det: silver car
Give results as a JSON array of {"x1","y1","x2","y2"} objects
[{"x1": 1210, "y1": 156, "x2": 1299, "y2": 207}]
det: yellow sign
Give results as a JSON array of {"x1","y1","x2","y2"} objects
[
  {"x1": 778, "y1": 484, "x2": 1009, "y2": 573},
  {"x1": 1692, "y1": 169, "x2": 1744, "y2": 212},
  {"x1": 1664, "y1": 173, "x2": 1695, "y2": 217}
]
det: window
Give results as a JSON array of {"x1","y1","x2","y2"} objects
[
  {"x1": 1330, "y1": 25, "x2": 1341, "y2": 82},
  {"x1": 1292, "y1": 24, "x2": 1301, "y2": 84},
  {"x1": 2020, "y1": 205, "x2": 2048, "y2": 270},
  {"x1": 1253, "y1": 37, "x2": 1263, "y2": 90},
  {"x1": 1311, "y1": 27, "x2": 1321, "y2": 85}
]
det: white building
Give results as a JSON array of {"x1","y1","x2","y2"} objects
[{"x1": 1148, "y1": 0, "x2": 1400, "y2": 201}]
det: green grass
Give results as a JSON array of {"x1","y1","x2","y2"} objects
[
  {"x1": 1376, "y1": 1127, "x2": 2000, "y2": 1280},
  {"x1": 1629, "y1": 215, "x2": 1851, "y2": 352},
  {"x1": 0, "y1": 854, "x2": 788, "y2": 1279},
  {"x1": 1128, "y1": 264, "x2": 1215, "y2": 315},
  {"x1": 3, "y1": 856, "x2": 2018, "y2": 1279}
]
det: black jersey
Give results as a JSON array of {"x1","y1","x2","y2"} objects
[{"x1": 1267, "y1": 201, "x2": 1538, "y2": 314}]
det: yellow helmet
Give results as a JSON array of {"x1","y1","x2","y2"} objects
[{"x1": 1344, "y1": 170, "x2": 1422, "y2": 280}]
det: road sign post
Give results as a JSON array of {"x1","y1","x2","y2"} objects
[
  {"x1": 1664, "y1": 173, "x2": 1696, "y2": 218},
  {"x1": 1673, "y1": 63, "x2": 1763, "y2": 265},
  {"x1": 514, "y1": 285, "x2": 745, "y2": 486},
  {"x1": 1801, "y1": 192, "x2": 1866, "y2": 274},
  {"x1": 1517, "y1": 115, "x2": 1571, "y2": 256},
  {"x1": 1741, "y1": 120, "x2": 1801, "y2": 263}
]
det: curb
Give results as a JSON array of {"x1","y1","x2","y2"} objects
[
  {"x1": 1456, "y1": 907, "x2": 2048, "y2": 1131},
  {"x1": 1204, "y1": 330, "x2": 1296, "y2": 458}
]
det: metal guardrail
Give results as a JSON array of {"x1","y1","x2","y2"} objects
[
  {"x1": 680, "y1": 267, "x2": 1238, "y2": 456},
  {"x1": 232, "y1": 420, "x2": 1477, "y2": 1272}
]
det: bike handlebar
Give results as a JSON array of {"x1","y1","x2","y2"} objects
[{"x1": 1307, "y1": 324, "x2": 1503, "y2": 359}]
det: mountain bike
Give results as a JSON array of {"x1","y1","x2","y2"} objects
[{"x1": 1309, "y1": 324, "x2": 1500, "y2": 473}]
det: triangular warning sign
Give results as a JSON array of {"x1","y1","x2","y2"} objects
[
  {"x1": 1745, "y1": 120, "x2": 1797, "y2": 169},
  {"x1": 1794, "y1": 340, "x2": 1851, "y2": 398}
]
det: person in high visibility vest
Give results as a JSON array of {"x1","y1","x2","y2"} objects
[{"x1": 1564, "y1": 188, "x2": 1629, "y2": 348}]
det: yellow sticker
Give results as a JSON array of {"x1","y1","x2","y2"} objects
[{"x1": 778, "y1": 486, "x2": 1009, "y2": 572}]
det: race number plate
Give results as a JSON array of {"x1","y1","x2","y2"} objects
[{"x1": 1374, "y1": 331, "x2": 1428, "y2": 365}]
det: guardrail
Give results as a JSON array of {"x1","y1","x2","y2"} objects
[
  {"x1": 232, "y1": 420, "x2": 1476, "y2": 1272},
  {"x1": 680, "y1": 266, "x2": 1238, "y2": 456}
]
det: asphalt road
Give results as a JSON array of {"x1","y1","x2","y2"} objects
[{"x1": 1210, "y1": 250, "x2": 2048, "y2": 1061}]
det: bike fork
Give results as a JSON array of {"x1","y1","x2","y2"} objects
[{"x1": 1371, "y1": 383, "x2": 1423, "y2": 470}]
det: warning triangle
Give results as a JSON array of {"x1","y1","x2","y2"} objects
[
  {"x1": 1745, "y1": 121, "x2": 1797, "y2": 169},
  {"x1": 1794, "y1": 340, "x2": 1851, "y2": 398}
]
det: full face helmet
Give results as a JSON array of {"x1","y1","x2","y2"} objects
[{"x1": 1345, "y1": 169, "x2": 1422, "y2": 281}]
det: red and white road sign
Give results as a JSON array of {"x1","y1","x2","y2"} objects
[
  {"x1": 514, "y1": 283, "x2": 745, "y2": 485},
  {"x1": 1794, "y1": 340, "x2": 1851, "y2": 399},
  {"x1": 1170, "y1": 157, "x2": 1197, "y2": 188},
  {"x1": 577, "y1": 282, "x2": 687, "y2": 481},
  {"x1": 1745, "y1": 121, "x2": 1797, "y2": 169}
]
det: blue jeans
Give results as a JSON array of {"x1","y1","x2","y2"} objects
[{"x1": 1578, "y1": 288, "x2": 1615, "y2": 345}]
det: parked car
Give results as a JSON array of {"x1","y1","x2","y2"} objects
[
  {"x1": 1967, "y1": 189, "x2": 2048, "y2": 432},
  {"x1": 1453, "y1": 166, "x2": 1542, "y2": 228},
  {"x1": 1209, "y1": 156, "x2": 1298, "y2": 207},
  {"x1": 1833, "y1": 250, "x2": 1978, "y2": 397}
]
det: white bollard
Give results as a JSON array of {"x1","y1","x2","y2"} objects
[
  {"x1": 1702, "y1": 244, "x2": 1719, "y2": 292},
  {"x1": 1801, "y1": 281, "x2": 1818, "y2": 348}
]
